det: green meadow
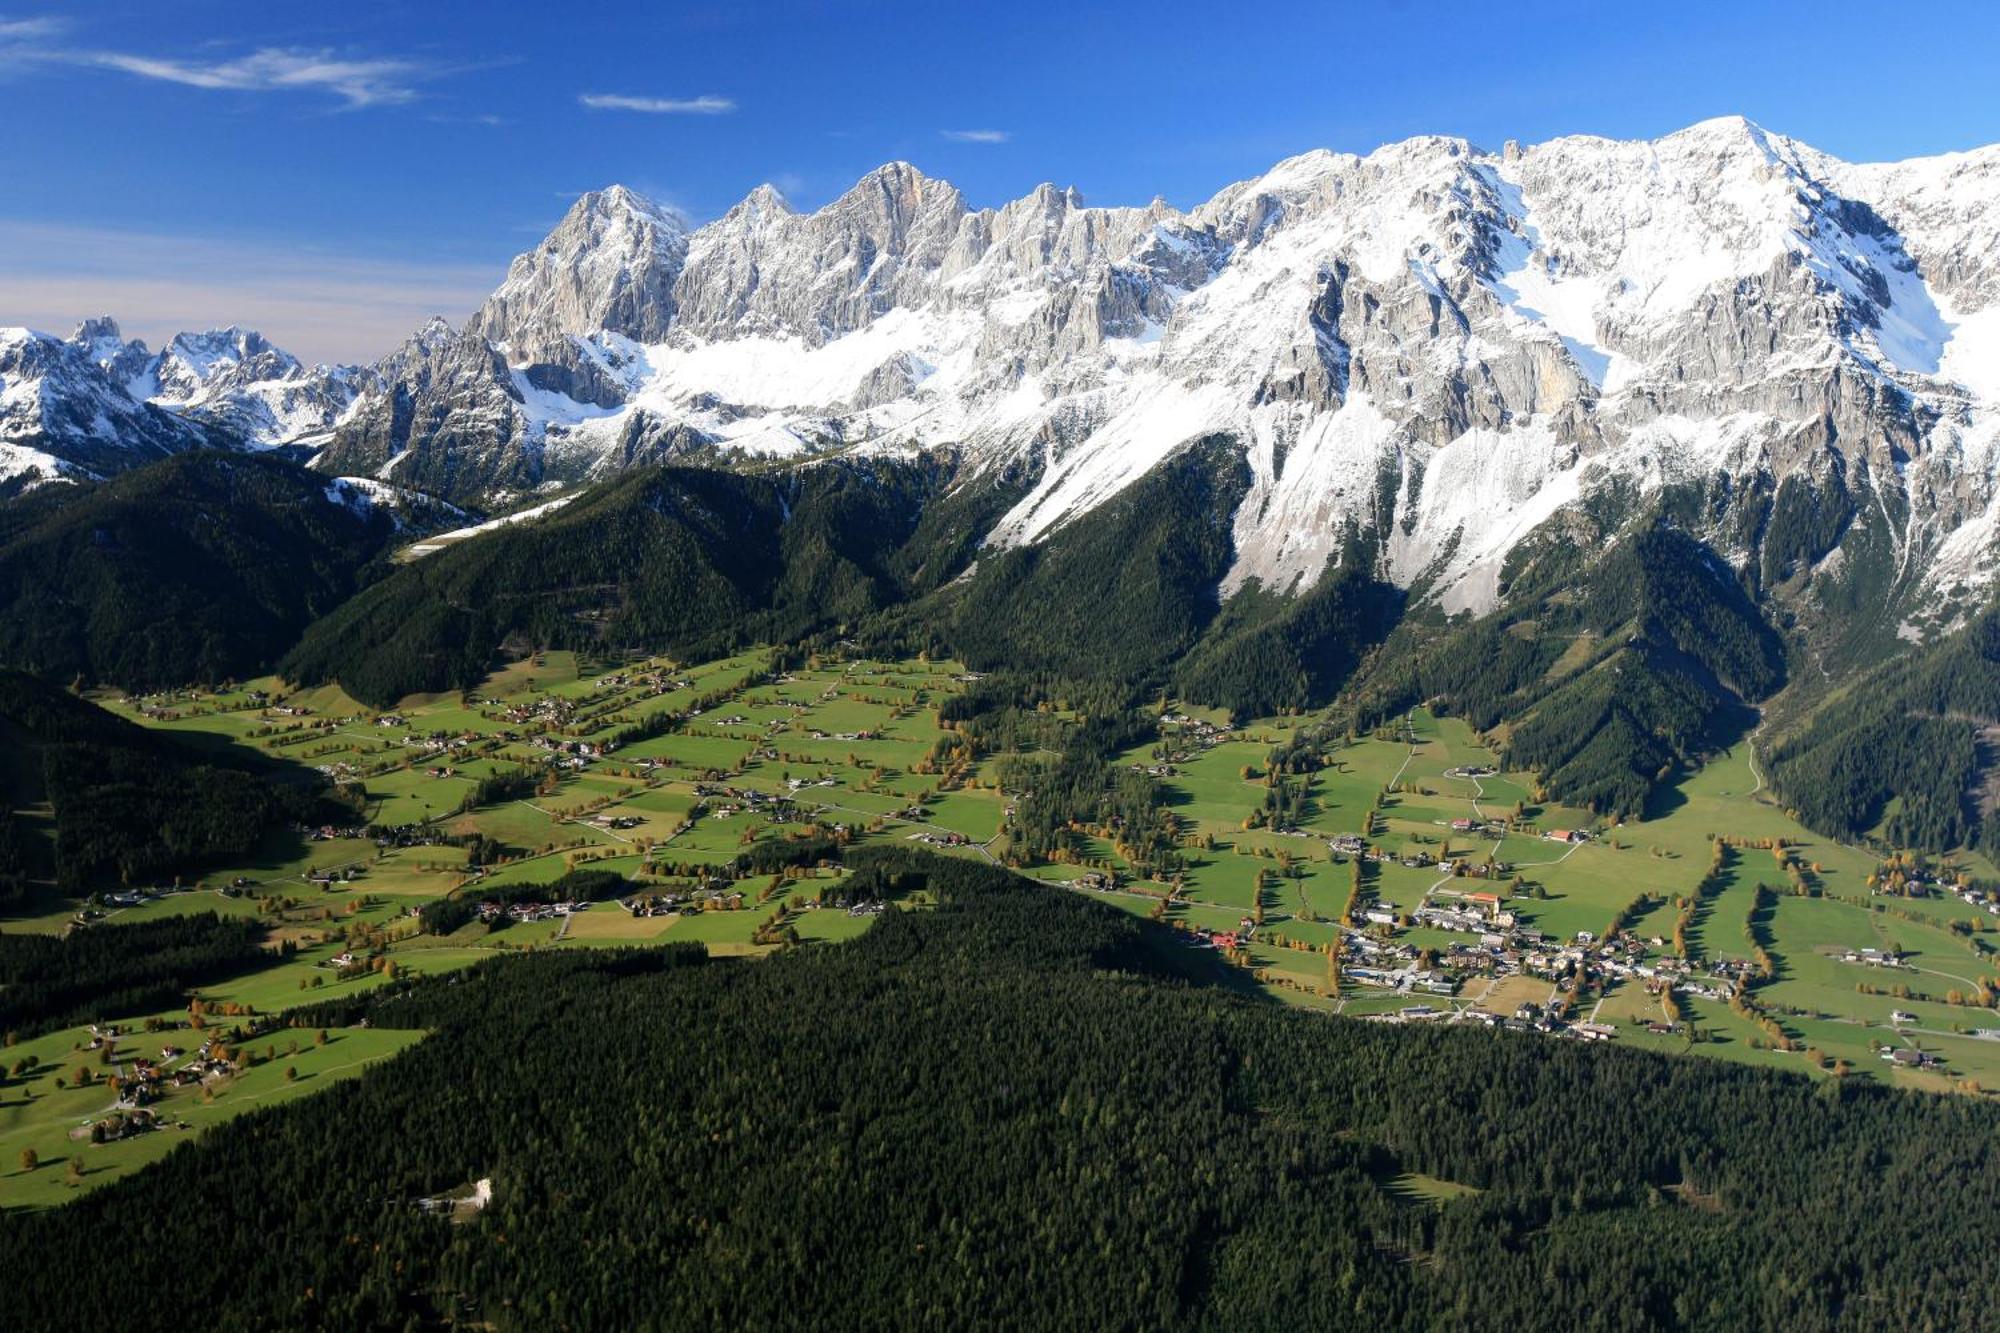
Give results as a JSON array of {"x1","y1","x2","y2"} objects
[{"x1": 8, "y1": 643, "x2": 2000, "y2": 1215}]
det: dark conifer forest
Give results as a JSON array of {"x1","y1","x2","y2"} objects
[
  {"x1": 0, "y1": 453, "x2": 408, "y2": 690},
  {"x1": 0, "y1": 669, "x2": 339, "y2": 891},
  {"x1": 2, "y1": 851, "x2": 1995, "y2": 1330},
  {"x1": 0, "y1": 910, "x2": 267, "y2": 1036},
  {"x1": 1767, "y1": 608, "x2": 2000, "y2": 850}
]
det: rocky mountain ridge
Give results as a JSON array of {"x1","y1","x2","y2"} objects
[
  {"x1": 0, "y1": 317, "x2": 370, "y2": 481},
  {"x1": 333, "y1": 119, "x2": 2000, "y2": 650},
  {"x1": 9, "y1": 117, "x2": 2000, "y2": 655}
]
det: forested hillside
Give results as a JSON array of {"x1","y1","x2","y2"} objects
[
  {"x1": 26, "y1": 441, "x2": 1995, "y2": 861},
  {"x1": 1173, "y1": 543, "x2": 1401, "y2": 720},
  {"x1": 940, "y1": 436, "x2": 1253, "y2": 680},
  {"x1": 1768, "y1": 608, "x2": 2000, "y2": 849},
  {"x1": 0, "y1": 670, "x2": 341, "y2": 891},
  {"x1": 3, "y1": 850, "x2": 1995, "y2": 1330},
  {"x1": 0, "y1": 452, "x2": 408, "y2": 690},
  {"x1": 1346, "y1": 520, "x2": 1786, "y2": 816},
  {"x1": 280, "y1": 460, "x2": 947, "y2": 706},
  {"x1": 0, "y1": 911, "x2": 268, "y2": 1037},
  {"x1": 283, "y1": 439, "x2": 1404, "y2": 720}
]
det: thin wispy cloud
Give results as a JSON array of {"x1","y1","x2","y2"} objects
[
  {"x1": 0, "y1": 15, "x2": 63, "y2": 40},
  {"x1": 941, "y1": 129, "x2": 1010, "y2": 144},
  {"x1": 0, "y1": 17, "x2": 456, "y2": 108},
  {"x1": 579, "y1": 92, "x2": 735, "y2": 115},
  {"x1": 84, "y1": 48, "x2": 431, "y2": 108},
  {"x1": 0, "y1": 12, "x2": 62, "y2": 71}
]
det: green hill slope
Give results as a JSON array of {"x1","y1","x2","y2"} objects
[
  {"x1": 0, "y1": 452, "x2": 409, "y2": 690},
  {"x1": 0, "y1": 670, "x2": 339, "y2": 893}
]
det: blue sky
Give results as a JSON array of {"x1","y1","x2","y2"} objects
[{"x1": 4, "y1": 0, "x2": 1999, "y2": 363}]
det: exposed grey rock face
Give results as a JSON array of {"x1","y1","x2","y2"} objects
[
  {"x1": 673, "y1": 166, "x2": 973, "y2": 342},
  {"x1": 20, "y1": 118, "x2": 2000, "y2": 648},
  {"x1": 313, "y1": 318, "x2": 546, "y2": 500},
  {"x1": 471, "y1": 185, "x2": 690, "y2": 354},
  {"x1": 516, "y1": 335, "x2": 637, "y2": 409}
]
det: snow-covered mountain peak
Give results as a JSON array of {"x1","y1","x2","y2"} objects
[
  {"x1": 472, "y1": 185, "x2": 691, "y2": 353},
  {"x1": 735, "y1": 182, "x2": 796, "y2": 220},
  {"x1": 842, "y1": 159, "x2": 957, "y2": 206},
  {"x1": 1500, "y1": 127, "x2": 1809, "y2": 301},
  {"x1": 1833, "y1": 143, "x2": 2000, "y2": 316},
  {"x1": 71, "y1": 315, "x2": 128, "y2": 349},
  {"x1": 30, "y1": 318, "x2": 367, "y2": 454},
  {"x1": 593, "y1": 183, "x2": 687, "y2": 224},
  {"x1": 67, "y1": 317, "x2": 156, "y2": 394},
  {"x1": 1659, "y1": 113, "x2": 1790, "y2": 157},
  {"x1": 17, "y1": 118, "x2": 2000, "y2": 643},
  {"x1": 0, "y1": 326, "x2": 214, "y2": 481},
  {"x1": 819, "y1": 161, "x2": 972, "y2": 258},
  {"x1": 153, "y1": 326, "x2": 300, "y2": 399}
]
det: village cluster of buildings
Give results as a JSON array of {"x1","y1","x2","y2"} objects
[
  {"x1": 476, "y1": 899, "x2": 593, "y2": 925},
  {"x1": 693, "y1": 783, "x2": 813, "y2": 828},
  {"x1": 1957, "y1": 886, "x2": 2000, "y2": 916},
  {"x1": 1339, "y1": 888, "x2": 1752, "y2": 1016},
  {"x1": 1138, "y1": 713, "x2": 1237, "y2": 772},
  {"x1": 530, "y1": 734, "x2": 606, "y2": 769},
  {"x1": 69, "y1": 1027, "x2": 269, "y2": 1144},
  {"x1": 621, "y1": 884, "x2": 747, "y2": 916}
]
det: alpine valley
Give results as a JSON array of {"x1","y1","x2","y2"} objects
[
  {"x1": 10, "y1": 114, "x2": 2000, "y2": 1331},
  {"x1": 7, "y1": 116, "x2": 2000, "y2": 838}
]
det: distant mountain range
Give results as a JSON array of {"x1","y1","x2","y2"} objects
[
  {"x1": 1, "y1": 319, "x2": 369, "y2": 473},
  {"x1": 7, "y1": 118, "x2": 1998, "y2": 642},
  {"x1": 7, "y1": 116, "x2": 2000, "y2": 844}
]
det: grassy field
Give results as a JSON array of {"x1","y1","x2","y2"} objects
[
  {"x1": 1140, "y1": 706, "x2": 2000, "y2": 1092},
  {"x1": 0, "y1": 1025, "x2": 423, "y2": 1209},
  {"x1": 6, "y1": 643, "x2": 1998, "y2": 1212}
]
